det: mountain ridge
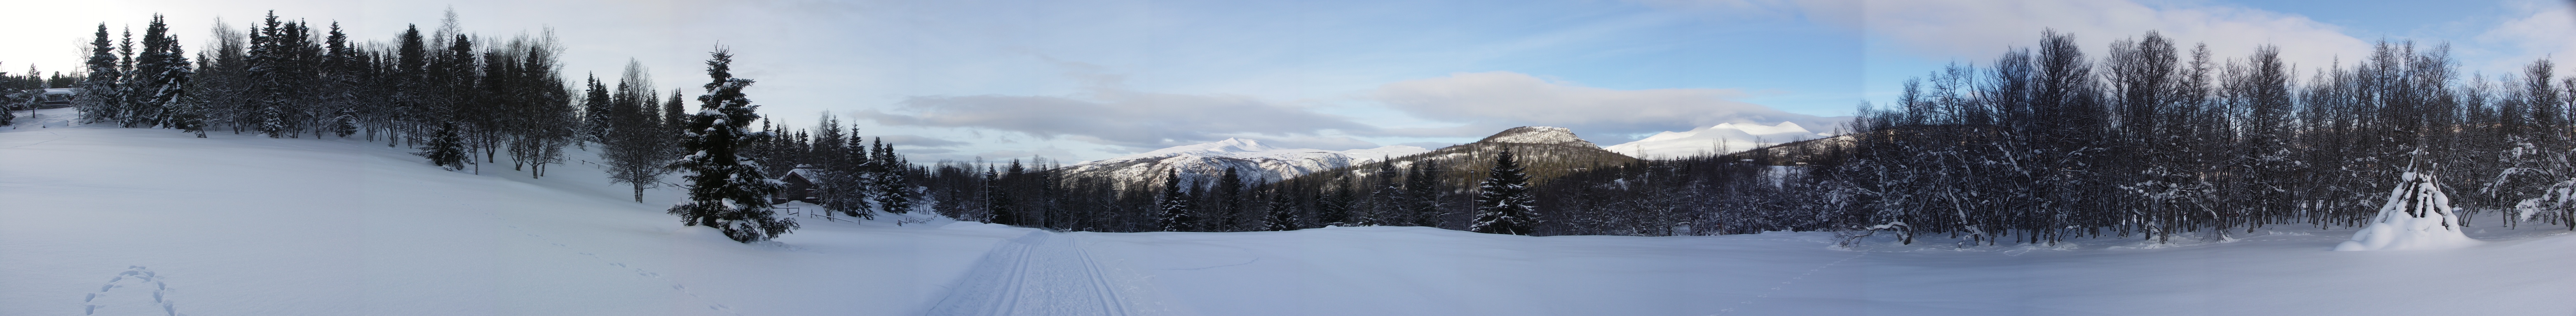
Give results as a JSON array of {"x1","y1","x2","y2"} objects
[
  {"x1": 1057, "y1": 138, "x2": 1429, "y2": 188},
  {"x1": 1603, "y1": 121, "x2": 1833, "y2": 159}
]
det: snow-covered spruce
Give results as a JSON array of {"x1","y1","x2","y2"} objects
[
  {"x1": 667, "y1": 47, "x2": 795, "y2": 243},
  {"x1": 1155, "y1": 168, "x2": 1197, "y2": 232},
  {"x1": 2335, "y1": 165, "x2": 2481, "y2": 251},
  {"x1": 1470, "y1": 148, "x2": 1538, "y2": 235}
]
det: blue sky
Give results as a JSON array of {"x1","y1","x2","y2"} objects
[{"x1": 5, "y1": 0, "x2": 2572, "y2": 162}]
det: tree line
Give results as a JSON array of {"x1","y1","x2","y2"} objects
[
  {"x1": 40, "y1": 15, "x2": 2574, "y2": 244},
  {"x1": 16, "y1": 11, "x2": 939, "y2": 243},
  {"x1": 1525, "y1": 30, "x2": 2576, "y2": 244},
  {"x1": 887, "y1": 30, "x2": 2576, "y2": 244},
  {"x1": 874, "y1": 141, "x2": 1593, "y2": 235}
]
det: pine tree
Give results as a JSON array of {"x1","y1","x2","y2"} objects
[
  {"x1": 872, "y1": 137, "x2": 916, "y2": 214},
  {"x1": 1361, "y1": 159, "x2": 1402, "y2": 226},
  {"x1": 77, "y1": 23, "x2": 123, "y2": 124},
  {"x1": 1406, "y1": 158, "x2": 1443, "y2": 226},
  {"x1": 1156, "y1": 169, "x2": 1197, "y2": 231},
  {"x1": 1262, "y1": 188, "x2": 1300, "y2": 231},
  {"x1": 985, "y1": 165, "x2": 1018, "y2": 225},
  {"x1": 666, "y1": 47, "x2": 795, "y2": 243},
  {"x1": 1216, "y1": 167, "x2": 1244, "y2": 231},
  {"x1": 1317, "y1": 175, "x2": 1352, "y2": 225},
  {"x1": 1471, "y1": 149, "x2": 1538, "y2": 235},
  {"x1": 813, "y1": 117, "x2": 874, "y2": 218},
  {"x1": 663, "y1": 88, "x2": 687, "y2": 134},
  {"x1": 581, "y1": 74, "x2": 613, "y2": 143},
  {"x1": 108, "y1": 26, "x2": 136, "y2": 125},
  {"x1": 416, "y1": 121, "x2": 468, "y2": 170},
  {"x1": 135, "y1": 15, "x2": 197, "y2": 134},
  {"x1": 246, "y1": 12, "x2": 293, "y2": 138}
]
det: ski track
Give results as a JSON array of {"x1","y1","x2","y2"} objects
[{"x1": 924, "y1": 231, "x2": 1156, "y2": 316}]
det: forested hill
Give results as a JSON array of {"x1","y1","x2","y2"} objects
[
  {"x1": 1247, "y1": 126, "x2": 1641, "y2": 230},
  {"x1": 1525, "y1": 30, "x2": 2576, "y2": 242}
]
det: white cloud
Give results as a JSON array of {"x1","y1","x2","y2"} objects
[
  {"x1": 857, "y1": 86, "x2": 1377, "y2": 151},
  {"x1": 2475, "y1": 1, "x2": 2576, "y2": 76},
  {"x1": 1648, "y1": 0, "x2": 2376, "y2": 70},
  {"x1": 1366, "y1": 71, "x2": 1844, "y2": 142}
]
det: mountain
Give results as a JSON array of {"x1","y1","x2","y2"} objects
[
  {"x1": 1603, "y1": 122, "x2": 1833, "y2": 159},
  {"x1": 1057, "y1": 138, "x2": 1430, "y2": 187},
  {"x1": 1271, "y1": 126, "x2": 1639, "y2": 195},
  {"x1": 1477, "y1": 126, "x2": 1599, "y2": 147}
]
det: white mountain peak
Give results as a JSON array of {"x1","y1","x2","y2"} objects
[
  {"x1": 1130, "y1": 138, "x2": 1282, "y2": 157},
  {"x1": 1606, "y1": 121, "x2": 1832, "y2": 159},
  {"x1": 1067, "y1": 138, "x2": 1434, "y2": 186},
  {"x1": 1479, "y1": 126, "x2": 1597, "y2": 147}
]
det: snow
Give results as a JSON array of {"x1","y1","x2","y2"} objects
[
  {"x1": 2337, "y1": 171, "x2": 2484, "y2": 251},
  {"x1": 1477, "y1": 126, "x2": 1596, "y2": 147},
  {"x1": 1103, "y1": 138, "x2": 1425, "y2": 165},
  {"x1": 1605, "y1": 122, "x2": 1830, "y2": 159},
  {"x1": 1060, "y1": 138, "x2": 1429, "y2": 186},
  {"x1": 6, "y1": 110, "x2": 2575, "y2": 315}
]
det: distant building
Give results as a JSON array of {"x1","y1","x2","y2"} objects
[
  {"x1": 37, "y1": 88, "x2": 78, "y2": 109},
  {"x1": 772, "y1": 165, "x2": 821, "y2": 204},
  {"x1": 5, "y1": 88, "x2": 75, "y2": 111}
]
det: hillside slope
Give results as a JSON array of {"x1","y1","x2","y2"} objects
[
  {"x1": 4, "y1": 111, "x2": 2573, "y2": 316},
  {"x1": 1603, "y1": 121, "x2": 1832, "y2": 159},
  {"x1": 1058, "y1": 138, "x2": 1426, "y2": 189}
]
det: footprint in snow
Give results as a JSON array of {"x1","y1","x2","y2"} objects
[{"x1": 82, "y1": 266, "x2": 180, "y2": 316}]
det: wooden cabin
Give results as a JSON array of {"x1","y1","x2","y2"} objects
[{"x1": 773, "y1": 165, "x2": 821, "y2": 204}]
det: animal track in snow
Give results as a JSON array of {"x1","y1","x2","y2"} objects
[{"x1": 82, "y1": 266, "x2": 181, "y2": 316}]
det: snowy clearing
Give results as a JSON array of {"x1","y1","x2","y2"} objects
[{"x1": 5, "y1": 109, "x2": 2573, "y2": 316}]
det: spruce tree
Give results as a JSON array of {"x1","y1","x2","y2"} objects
[
  {"x1": 985, "y1": 165, "x2": 1018, "y2": 225},
  {"x1": 1407, "y1": 158, "x2": 1443, "y2": 226},
  {"x1": 416, "y1": 121, "x2": 468, "y2": 170},
  {"x1": 581, "y1": 74, "x2": 613, "y2": 143},
  {"x1": 1362, "y1": 159, "x2": 1402, "y2": 226},
  {"x1": 666, "y1": 47, "x2": 795, "y2": 243},
  {"x1": 136, "y1": 15, "x2": 196, "y2": 134},
  {"x1": 663, "y1": 88, "x2": 687, "y2": 133},
  {"x1": 872, "y1": 137, "x2": 915, "y2": 214},
  {"x1": 1217, "y1": 167, "x2": 1244, "y2": 231},
  {"x1": 77, "y1": 23, "x2": 122, "y2": 124},
  {"x1": 1156, "y1": 169, "x2": 1197, "y2": 231},
  {"x1": 1317, "y1": 175, "x2": 1352, "y2": 225},
  {"x1": 1263, "y1": 188, "x2": 1300, "y2": 231},
  {"x1": 813, "y1": 118, "x2": 875, "y2": 218},
  {"x1": 245, "y1": 12, "x2": 295, "y2": 138},
  {"x1": 1471, "y1": 149, "x2": 1538, "y2": 235}
]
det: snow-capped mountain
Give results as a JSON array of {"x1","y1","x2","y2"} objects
[
  {"x1": 1603, "y1": 122, "x2": 1832, "y2": 159},
  {"x1": 1277, "y1": 126, "x2": 1635, "y2": 189},
  {"x1": 1477, "y1": 126, "x2": 1598, "y2": 147},
  {"x1": 1059, "y1": 138, "x2": 1430, "y2": 187}
]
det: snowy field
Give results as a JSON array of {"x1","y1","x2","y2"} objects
[{"x1": 5, "y1": 107, "x2": 2574, "y2": 316}]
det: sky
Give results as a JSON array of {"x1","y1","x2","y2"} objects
[{"x1": 3, "y1": 0, "x2": 2572, "y2": 163}]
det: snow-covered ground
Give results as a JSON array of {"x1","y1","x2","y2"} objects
[{"x1": 5, "y1": 107, "x2": 2574, "y2": 315}]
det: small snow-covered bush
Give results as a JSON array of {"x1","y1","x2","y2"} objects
[{"x1": 2336, "y1": 169, "x2": 2481, "y2": 251}]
